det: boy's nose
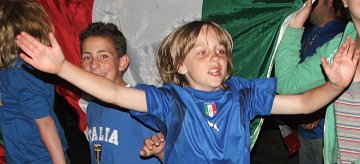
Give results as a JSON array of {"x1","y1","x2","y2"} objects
[
  {"x1": 90, "y1": 60, "x2": 100, "y2": 69},
  {"x1": 210, "y1": 52, "x2": 220, "y2": 63}
]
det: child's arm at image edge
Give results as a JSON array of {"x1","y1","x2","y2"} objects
[
  {"x1": 35, "y1": 116, "x2": 65, "y2": 164},
  {"x1": 272, "y1": 82, "x2": 342, "y2": 115},
  {"x1": 272, "y1": 38, "x2": 360, "y2": 114}
]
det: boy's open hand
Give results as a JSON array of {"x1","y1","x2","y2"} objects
[
  {"x1": 16, "y1": 32, "x2": 65, "y2": 74},
  {"x1": 322, "y1": 36, "x2": 360, "y2": 90},
  {"x1": 288, "y1": 0, "x2": 312, "y2": 28}
]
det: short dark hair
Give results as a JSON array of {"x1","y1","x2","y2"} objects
[{"x1": 80, "y1": 22, "x2": 127, "y2": 57}]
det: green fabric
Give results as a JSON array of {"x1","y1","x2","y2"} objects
[
  {"x1": 355, "y1": 159, "x2": 360, "y2": 164},
  {"x1": 274, "y1": 22, "x2": 357, "y2": 163},
  {"x1": 201, "y1": 0, "x2": 303, "y2": 150},
  {"x1": 202, "y1": 0, "x2": 303, "y2": 78}
]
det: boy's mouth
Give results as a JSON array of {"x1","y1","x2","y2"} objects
[
  {"x1": 208, "y1": 67, "x2": 221, "y2": 76},
  {"x1": 92, "y1": 71, "x2": 106, "y2": 77}
]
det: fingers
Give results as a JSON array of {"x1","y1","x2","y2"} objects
[
  {"x1": 48, "y1": 33, "x2": 60, "y2": 49},
  {"x1": 19, "y1": 53, "x2": 33, "y2": 65},
  {"x1": 353, "y1": 49, "x2": 360, "y2": 63},
  {"x1": 299, "y1": 121, "x2": 318, "y2": 130},
  {"x1": 305, "y1": 0, "x2": 312, "y2": 9},
  {"x1": 321, "y1": 57, "x2": 330, "y2": 72},
  {"x1": 140, "y1": 146, "x2": 151, "y2": 157},
  {"x1": 20, "y1": 32, "x2": 40, "y2": 44},
  {"x1": 16, "y1": 34, "x2": 35, "y2": 56},
  {"x1": 152, "y1": 137, "x2": 161, "y2": 147},
  {"x1": 155, "y1": 132, "x2": 165, "y2": 143},
  {"x1": 144, "y1": 137, "x2": 154, "y2": 150},
  {"x1": 140, "y1": 132, "x2": 166, "y2": 158},
  {"x1": 342, "y1": 36, "x2": 355, "y2": 60},
  {"x1": 19, "y1": 32, "x2": 43, "y2": 52},
  {"x1": 140, "y1": 137, "x2": 154, "y2": 157},
  {"x1": 336, "y1": 37, "x2": 350, "y2": 59}
]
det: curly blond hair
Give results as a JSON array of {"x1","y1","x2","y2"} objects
[
  {"x1": 157, "y1": 21, "x2": 233, "y2": 87},
  {"x1": 0, "y1": 0, "x2": 53, "y2": 68}
]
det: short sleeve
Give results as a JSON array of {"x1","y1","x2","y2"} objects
[
  {"x1": 12, "y1": 65, "x2": 53, "y2": 119},
  {"x1": 249, "y1": 78, "x2": 277, "y2": 116},
  {"x1": 130, "y1": 84, "x2": 171, "y2": 134},
  {"x1": 229, "y1": 77, "x2": 276, "y2": 120}
]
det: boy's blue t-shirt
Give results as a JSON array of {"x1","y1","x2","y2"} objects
[
  {"x1": 132, "y1": 77, "x2": 276, "y2": 164},
  {"x1": 0, "y1": 59, "x2": 68, "y2": 163},
  {"x1": 86, "y1": 100, "x2": 160, "y2": 164}
]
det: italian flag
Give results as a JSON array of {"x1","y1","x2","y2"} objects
[
  {"x1": 35, "y1": 0, "x2": 303, "y2": 149},
  {"x1": 204, "y1": 103, "x2": 217, "y2": 117}
]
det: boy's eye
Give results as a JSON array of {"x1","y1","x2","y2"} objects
[
  {"x1": 81, "y1": 56, "x2": 91, "y2": 61},
  {"x1": 216, "y1": 49, "x2": 226, "y2": 55},
  {"x1": 100, "y1": 54, "x2": 109, "y2": 59},
  {"x1": 197, "y1": 50, "x2": 207, "y2": 56}
]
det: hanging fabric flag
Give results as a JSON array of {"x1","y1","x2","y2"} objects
[{"x1": 36, "y1": 0, "x2": 94, "y2": 132}]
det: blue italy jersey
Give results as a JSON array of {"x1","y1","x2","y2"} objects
[
  {"x1": 133, "y1": 77, "x2": 276, "y2": 164},
  {"x1": 86, "y1": 100, "x2": 160, "y2": 164},
  {"x1": 0, "y1": 59, "x2": 68, "y2": 163}
]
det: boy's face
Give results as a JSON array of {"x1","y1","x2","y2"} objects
[
  {"x1": 81, "y1": 36, "x2": 123, "y2": 84},
  {"x1": 178, "y1": 26, "x2": 228, "y2": 91}
]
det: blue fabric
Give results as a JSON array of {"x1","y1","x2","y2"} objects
[
  {"x1": 0, "y1": 59, "x2": 68, "y2": 163},
  {"x1": 300, "y1": 19, "x2": 346, "y2": 62},
  {"x1": 132, "y1": 77, "x2": 276, "y2": 164},
  {"x1": 86, "y1": 100, "x2": 160, "y2": 164},
  {"x1": 298, "y1": 19, "x2": 346, "y2": 139}
]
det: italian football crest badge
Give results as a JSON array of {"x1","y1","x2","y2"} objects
[{"x1": 204, "y1": 102, "x2": 217, "y2": 117}]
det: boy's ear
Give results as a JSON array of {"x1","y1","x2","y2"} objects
[
  {"x1": 177, "y1": 64, "x2": 187, "y2": 74},
  {"x1": 118, "y1": 54, "x2": 129, "y2": 72}
]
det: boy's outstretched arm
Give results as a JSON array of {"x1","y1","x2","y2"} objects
[
  {"x1": 272, "y1": 38, "x2": 360, "y2": 115},
  {"x1": 36, "y1": 116, "x2": 65, "y2": 164},
  {"x1": 16, "y1": 32, "x2": 147, "y2": 112}
]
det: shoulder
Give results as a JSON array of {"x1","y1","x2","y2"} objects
[
  {"x1": 227, "y1": 76, "x2": 276, "y2": 88},
  {"x1": 135, "y1": 83, "x2": 184, "y2": 95},
  {"x1": 9, "y1": 59, "x2": 52, "y2": 83},
  {"x1": 3, "y1": 59, "x2": 54, "y2": 96},
  {"x1": 282, "y1": 27, "x2": 304, "y2": 41}
]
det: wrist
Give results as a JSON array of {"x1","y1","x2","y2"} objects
[{"x1": 329, "y1": 82, "x2": 345, "y2": 92}]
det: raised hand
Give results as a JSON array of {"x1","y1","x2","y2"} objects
[
  {"x1": 288, "y1": 0, "x2": 312, "y2": 28},
  {"x1": 322, "y1": 36, "x2": 360, "y2": 90},
  {"x1": 16, "y1": 32, "x2": 65, "y2": 74}
]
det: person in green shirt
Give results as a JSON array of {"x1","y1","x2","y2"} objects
[{"x1": 275, "y1": 0, "x2": 360, "y2": 163}]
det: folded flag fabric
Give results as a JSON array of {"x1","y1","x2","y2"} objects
[{"x1": 279, "y1": 124, "x2": 301, "y2": 156}]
